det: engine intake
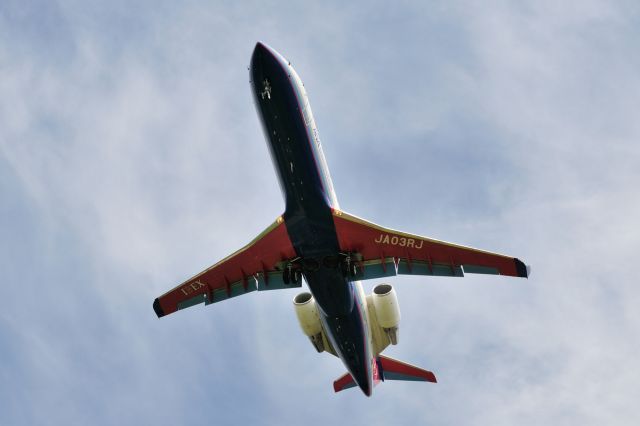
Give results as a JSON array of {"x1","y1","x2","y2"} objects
[
  {"x1": 372, "y1": 283, "x2": 400, "y2": 345},
  {"x1": 293, "y1": 292, "x2": 325, "y2": 352}
]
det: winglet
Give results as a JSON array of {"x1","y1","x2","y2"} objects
[
  {"x1": 153, "y1": 298, "x2": 165, "y2": 318},
  {"x1": 514, "y1": 258, "x2": 529, "y2": 278}
]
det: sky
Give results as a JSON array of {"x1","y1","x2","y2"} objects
[{"x1": 1, "y1": 1, "x2": 639, "y2": 424}]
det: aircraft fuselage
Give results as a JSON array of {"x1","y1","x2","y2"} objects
[{"x1": 250, "y1": 42, "x2": 374, "y2": 395}]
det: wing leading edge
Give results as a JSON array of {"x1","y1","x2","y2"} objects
[
  {"x1": 331, "y1": 209, "x2": 529, "y2": 281},
  {"x1": 153, "y1": 216, "x2": 298, "y2": 318}
]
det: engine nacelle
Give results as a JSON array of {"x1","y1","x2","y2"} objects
[
  {"x1": 293, "y1": 292, "x2": 325, "y2": 352},
  {"x1": 372, "y1": 283, "x2": 400, "y2": 345}
]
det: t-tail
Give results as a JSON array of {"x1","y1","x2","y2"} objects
[{"x1": 333, "y1": 355, "x2": 437, "y2": 393}]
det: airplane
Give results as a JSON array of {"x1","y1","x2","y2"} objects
[{"x1": 153, "y1": 42, "x2": 529, "y2": 396}]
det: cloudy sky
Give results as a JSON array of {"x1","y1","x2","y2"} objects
[{"x1": 2, "y1": 1, "x2": 639, "y2": 424}]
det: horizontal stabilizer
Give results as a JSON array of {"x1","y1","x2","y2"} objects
[
  {"x1": 333, "y1": 372, "x2": 357, "y2": 393},
  {"x1": 379, "y1": 355, "x2": 437, "y2": 383},
  {"x1": 333, "y1": 356, "x2": 436, "y2": 393}
]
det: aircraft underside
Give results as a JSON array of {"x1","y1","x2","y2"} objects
[{"x1": 153, "y1": 42, "x2": 529, "y2": 397}]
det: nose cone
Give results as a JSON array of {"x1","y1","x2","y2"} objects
[
  {"x1": 251, "y1": 42, "x2": 276, "y2": 68},
  {"x1": 251, "y1": 41, "x2": 289, "y2": 71},
  {"x1": 252, "y1": 41, "x2": 268, "y2": 61},
  {"x1": 251, "y1": 42, "x2": 276, "y2": 85},
  {"x1": 250, "y1": 42, "x2": 292, "y2": 102},
  {"x1": 254, "y1": 41, "x2": 269, "y2": 53},
  {"x1": 250, "y1": 42, "x2": 266, "y2": 70}
]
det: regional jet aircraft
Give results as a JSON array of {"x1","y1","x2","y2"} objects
[{"x1": 153, "y1": 42, "x2": 529, "y2": 396}]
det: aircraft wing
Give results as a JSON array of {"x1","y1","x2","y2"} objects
[
  {"x1": 153, "y1": 216, "x2": 298, "y2": 318},
  {"x1": 332, "y1": 210, "x2": 528, "y2": 280}
]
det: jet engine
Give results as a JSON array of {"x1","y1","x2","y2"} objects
[
  {"x1": 293, "y1": 292, "x2": 325, "y2": 353},
  {"x1": 372, "y1": 283, "x2": 400, "y2": 345}
]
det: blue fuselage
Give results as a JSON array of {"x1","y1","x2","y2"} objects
[{"x1": 250, "y1": 42, "x2": 373, "y2": 395}]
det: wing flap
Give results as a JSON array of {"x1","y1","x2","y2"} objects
[
  {"x1": 397, "y1": 259, "x2": 464, "y2": 277},
  {"x1": 358, "y1": 257, "x2": 398, "y2": 280}
]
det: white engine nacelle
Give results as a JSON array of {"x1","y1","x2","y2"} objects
[
  {"x1": 293, "y1": 292, "x2": 325, "y2": 352},
  {"x1": 372, "y1": 283, "x2": 401, "y2": 345}
]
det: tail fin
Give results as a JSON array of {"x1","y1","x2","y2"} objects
[{"x1": 378, "y1": 355, "x2": 437, "y2": 383}]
